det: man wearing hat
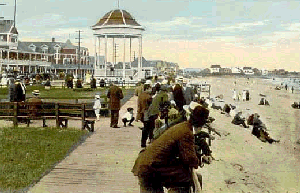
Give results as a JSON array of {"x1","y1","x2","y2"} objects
[
  {"x1": 27, "y1": 90, "x2": 42, "y2": 120},
  {"x1": 132, "y1": 106, "x2": 210, "y2": 192}
]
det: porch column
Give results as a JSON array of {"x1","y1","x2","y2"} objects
[
  {"x1": 138, "y1": 35, "x2": 142, "y2": 79},
  {"x1": 98, "y1": 36, "x2": 101, "y2": 68},
  {"x1": 94, "y1": 36, "x2": 97, "y2": 68},
  {"x1": 130, "y1": 38, "x2": 132, "y2": 68},
  {"x1": 105, "y1": 35, "x2": 107, "y2": 77}
]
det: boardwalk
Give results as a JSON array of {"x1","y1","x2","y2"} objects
[{"x1": 28, "y1": 96, "x2": 142, "y2": 193}]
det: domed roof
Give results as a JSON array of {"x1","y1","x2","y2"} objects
[{"x1": 92, "y1": 9, "x2": 143, "y2": 29}]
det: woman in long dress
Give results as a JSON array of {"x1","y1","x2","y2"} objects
[{"x1": 232, "y1": 89, "x2": 237, "y2": 101}]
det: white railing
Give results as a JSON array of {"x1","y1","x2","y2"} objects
[{"x1": 0, "y1": 59, "x2": 51, "y2": 66}]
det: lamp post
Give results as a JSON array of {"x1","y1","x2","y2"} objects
[{"x1": 76, "y1": 30, "x2": 83, "y2": 79}]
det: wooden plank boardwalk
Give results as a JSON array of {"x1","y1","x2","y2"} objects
[{"x1": 28, "y1": 96, "x2": 142, "y2": 193}]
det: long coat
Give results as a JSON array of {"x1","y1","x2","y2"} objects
[
  {"x1": 107, "y1": 85, "x2": 124, "y2": 110},
  {"x1": 147, "y1": 90, "x2": 168, "y2": 118},
  {"x1": 132, "y1": 121, "x2": 199, "y2": 177},
  {"x1": 136, "y1": 91, "x2": 152, "y2": 122}
]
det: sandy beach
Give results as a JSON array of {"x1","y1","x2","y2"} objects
[{"x1": 195, "y1": 76, "x2": 300, "y2": 192}]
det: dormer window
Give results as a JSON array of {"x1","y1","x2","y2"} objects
[
  {"x1": 29, "y1": 44, "x2": 36, "y2": 52},
  {"x1": 41, "y1": 45, "x2": 48, "y2": 51},
  {"x1": 41, "y1": 45, "x2": 48, "y2": 60},
  {"x1": 54, "y1": 44, "x2": 61, "y2": 51}
]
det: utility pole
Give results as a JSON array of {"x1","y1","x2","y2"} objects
[
  {"x1": 13, "y1": 0, "x2": 16, "y2": 27},
  {"x1": 75, "y1": 30, "x2": 83, "y2": 79}
]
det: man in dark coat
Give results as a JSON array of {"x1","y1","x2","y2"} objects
[
  {"x1": 8, "y1": 78, "x2": 16, "y2": 102},
  {"x1": 184, "y1": 84, "x2": 195, "y2": 105},
  {"x1": 107, "y1": 83, "x2": 124, "y2": 128},
  {"x1": 132, "y1": 106, "x2": 209, "y2": 192}
]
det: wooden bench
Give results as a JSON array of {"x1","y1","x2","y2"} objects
[{"x1": 0, "y1": 102, "x2": 97, "y2": 132}]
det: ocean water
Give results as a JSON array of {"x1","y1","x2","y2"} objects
[{"x1": 264, "y1": 77, "x2": 300, "y2": 91}]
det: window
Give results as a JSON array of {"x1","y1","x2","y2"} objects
[{"x1": 29, "y1": 44, "x2": 36, "y2": 52}]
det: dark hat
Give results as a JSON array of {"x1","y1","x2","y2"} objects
[
  {"x1": 190, "y1": 105, "x2": 209, "y2": 127},
  {"x1": 127, "y1": 107, "x2": 134, "y2": 112}
]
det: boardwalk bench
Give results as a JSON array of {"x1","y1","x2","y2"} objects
[{"x1": 0, "y1": 102, "x2": 98, "y2": 132}]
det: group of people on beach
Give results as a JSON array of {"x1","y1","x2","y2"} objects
[
  {"x1": 132, "y1": 78, "x2": 219, "y2": 192},
  {"x1": 130, "y1": 77, "x2": 283, "y2": 192}
]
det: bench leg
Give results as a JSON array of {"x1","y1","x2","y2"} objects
[
  {"x1": 83, "y1": 121, "x2": 95, "y2": 132},
  {"x1": 27, "y1": 119, "x2": 30, "y2": 127},
  {"x1": 91, "y1": 122, "x2": 94, "y2": 132},
  {"x1": 59, "y1": 119, "x2": 68, "y2": 128},
  {"x1": 43, "y1": 118, "x2": 47, "y2": 127}
]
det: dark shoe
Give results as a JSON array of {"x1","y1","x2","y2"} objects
[
  {"x1": 113, "y1": 126, "x2": 120, "y2": 128},
  {"x1": 128, "y1": 124, "x2": 134, "y2": 127}
]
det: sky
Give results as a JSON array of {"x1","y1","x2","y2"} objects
[{"x1": 1, "y1": 0, "x2": 300, "y2": 71}]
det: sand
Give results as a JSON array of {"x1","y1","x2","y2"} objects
[{"x1": 195, "y1": 76, "x2": 300, "y2": 193}]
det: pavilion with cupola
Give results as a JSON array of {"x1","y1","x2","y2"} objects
[{"x1": 91, "y1": 8, "x2": 145, "y2": 81}]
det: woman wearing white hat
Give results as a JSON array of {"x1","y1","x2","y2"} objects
[{"x1": 93, "y1": 94, "x2": 101, "y2": 121}]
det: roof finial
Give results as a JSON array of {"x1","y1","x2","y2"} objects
[{"x1": 117, "y1": 0, "x2": 120, "y2": 9}]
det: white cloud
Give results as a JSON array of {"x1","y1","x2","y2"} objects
[
  {"x1": 143, "y1": 16, "x2": 205, "y2": 31},
  {"x1": 203, "y1": 20, "x2": 266, "y2": 33}
]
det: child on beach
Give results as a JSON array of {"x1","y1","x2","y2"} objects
[{"x1": 122, "y1": 107, "x2": 135, "y2": 127}]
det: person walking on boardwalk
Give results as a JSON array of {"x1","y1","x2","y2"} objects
[
  {"x1": 107, "y1": 83, "x2": 124, "y2": 128},
  {"x1": 93, "y1": 93, "x2": 101, "y2": 121},
  {"x1": 132, "y1": 106, "x2": 209, "y2": 192},
  {"x1": 137, "y1": 84, "x2": 153, "y2": 148}
]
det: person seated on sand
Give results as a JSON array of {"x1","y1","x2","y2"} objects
[
  {"x1": 231, "y1": 111, "x2": 249, "y2": 128},
  {"x1": 291, "y1": 102, "x2": 299, "y2": 109},
  {"x1": 221, "y1": 104, "x2": 231, "y2": 116},
  {"x1": 258, "y1": 97, "x2": 270, "y2": 106},
  {"x1": 251, "y1": 113, "x2": 280, "y2": 144},
  {"x1": 275, "y1": 86, "x2": 281, "y2": 90},
  {"x1": 198, "y1": 97, "x2": 209, "y2": 108}
]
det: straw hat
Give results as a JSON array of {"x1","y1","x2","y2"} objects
[
  {"x1": 95, "y1": 94, "x2": 100, "y2": 99},
  {"x1": 32, "y1": 90, "x2": 40, "y2": 95},
  {"x1": 145, "y1": 80, "x2": 152, "y2": 86},
  {"x1": 161, "y1": 79, "x2": 168, "y2": 85},
  {"x1": 190, "y1": 101, "x2": 200, "y2": 110}
]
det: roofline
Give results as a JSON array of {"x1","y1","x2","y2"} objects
[{"x1": 91, "y1": 25, "x2": 145, "y2": 31}]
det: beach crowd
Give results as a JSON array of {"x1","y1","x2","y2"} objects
[{"x1": 126, "y1": 77, "x2": 281, "y2": 192}]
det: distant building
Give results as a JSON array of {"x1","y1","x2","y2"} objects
[
  {"x1": 220, "y1": 67, "x2": 232, "y2": 75},
  {"x1": 261, "y1": 69, "x2": 268, "y2": 76},
  {"x1": 231, "y1": 67, "x2": 242, "y2": 74},
  {"x1": 269, "y1": 69, "x2": 287, "y2": 75},
  {"x1": 201, "y1": 68, "x2": 211, "y2": 75},
  {"x1": 0, "y1": 20, "x2": 93, "y2": 76},
  {"x1": 210, "y1": 65, "x2": 221, "y2": 74},
  {"x1": 242, "y1": 67, "x2": 254, "y2": 75}
]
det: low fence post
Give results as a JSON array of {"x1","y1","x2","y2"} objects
[
  {"x1": 13, "y1": 102, "x2": 18, "y2": 127},
  {"x1": 81, "y1": 104, "x2": 85, "y2": 130},
  {"x1": 55, "y1": 103, "x2": 59, "y2": 128}
]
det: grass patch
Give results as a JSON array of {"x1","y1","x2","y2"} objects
[
  {"x1": 0, "y1": 127, "x2": 88, "y2": 191},
  {"x1": 0, "y1": 86, "x2": 134, "y2": 100}
]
